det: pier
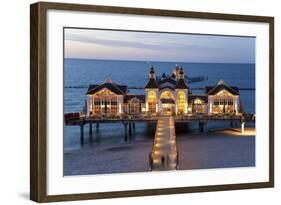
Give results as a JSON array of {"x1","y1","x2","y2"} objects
[
  {"x1": 150, "y1": 116, "x2": 178, "y2": 171},
  {"x1": 65, "y1": 113, "x2": 253, "y2": 140}
]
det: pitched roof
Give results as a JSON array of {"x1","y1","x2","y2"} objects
[
  {"x1": 86, "y1": 82, "x2": 127, "y2": 95},
  {"x1": 159, "y1": 85, "x2": 175, "y2": 91},
  {"x1": 113, "y1": 84, "x2": 127, "y2": 93},
  {"x1": 188, "y1": 95, "x2": 208, "y2": 103},
  {"x1": 158, "y1": 77, "x2": 177, "y2": 85},
  {"x1": 124, "y1": 95, "x2": 146, "y2": 103},
  {"x1": 145, "y1": 78, "x2": 158, "y2": 89},
  {"x1": 87, "y1": 84, "x2": 99, "y2": 92},
  {"x1": 175, "y1": 79, "x2": 188, "y2": 89},
  {"x1": 206, "y1": 84, "x2": 239, "y2": 95}
]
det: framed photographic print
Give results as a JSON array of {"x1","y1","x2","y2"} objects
[{"x1": 30, "y1": 2, "x2": 274, "y2": 202}]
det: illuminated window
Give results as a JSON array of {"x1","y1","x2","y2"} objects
[
  {"x1": 194, "y1": 98, "x2": 202, "y2": 104},
  {"x1": 212, "y1": 89, "x2": 235, "y2": 113},
  {"x1": 93, "y1": 88, "x2": 118, "y2": 114},
  {"x1": 192, "y1": 98, "x2": 205, "y2": 113},
  {"x1": 160, "y1": 91, "x2": 174, "y2": 99},
  {"x1": 177, "y1": 91, "x2": 187, "y2": 114},
  {"x1": 148, "y1": 90, "x2": 157, "y2": 113},
  {"x1": 128, "y1": 98, "x2": 140, "y2": 114}
]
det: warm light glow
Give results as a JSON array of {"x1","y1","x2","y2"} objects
[
  {"x1": 194, "y1": 98, "x2": 202, "y2": 104},
  {"x1": 128, "y1": 98, "x2": 140, "y2": 114},
  {"x1": 160, "y1": 91, "x2": 175, "y2": 99},
  {"x1": 147, "y1": 90, "x2": 157, "y2": 113},
  {"x1": 212, "y1": 89, "x2": 235, "y2": 114},
  {"x1": 177, "y1": 91, "x2": 187, "y2": 114},
  {"x1": 92, "y1": 88, "x2": 118, "y2": 114}
]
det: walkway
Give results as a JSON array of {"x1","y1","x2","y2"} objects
[{"x1": 150, "y1": 116, "x2": 178, "y2": 171}]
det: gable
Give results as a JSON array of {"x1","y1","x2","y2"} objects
[
  {"x1": 215, "y1": 89, "x2": 233, "y2": 96},
  {"x1": 93, "y1": 88, "x2": 117, "y2": 96},
  {"x1": 206, "y1": 84, "x2": 239, "y2": 95},
  {"x1": 87, "y1": 82, "x2": 127, "y2": 95}
]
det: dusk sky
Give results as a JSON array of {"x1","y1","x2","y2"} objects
[{"x1": 64, "y1": 28, "x2": 255, "y2": 64}]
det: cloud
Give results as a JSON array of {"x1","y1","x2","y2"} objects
[
  {"x1": 65, "y1": 32, "x2": 217, "y2": 52},
  {"x1": 64, "y1": 29, "x2": 255, "y2": 63}
]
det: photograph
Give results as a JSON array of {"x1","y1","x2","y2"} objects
[{"x1": 63, "y1": 28, "x2": 256, "y2": 176}]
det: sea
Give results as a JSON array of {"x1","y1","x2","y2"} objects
[{"x1": 64, "y1": 58, "x2": 255, "y2": 151}]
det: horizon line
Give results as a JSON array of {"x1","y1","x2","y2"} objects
[{"x1": 64, "y1": 57, "x2": 255, "y2": 65}]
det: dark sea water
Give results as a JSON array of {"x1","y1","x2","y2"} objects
[{"x1": 64, "y1": 58, "x2": 255, "y2": 151}]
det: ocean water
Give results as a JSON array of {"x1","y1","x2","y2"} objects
[{"x1": 64, "y1": 58, "x2": 255, "y2": 150}]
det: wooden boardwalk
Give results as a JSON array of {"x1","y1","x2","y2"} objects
[{"x1": 150, "y1": 116, "x2": 178, "y2": 171}]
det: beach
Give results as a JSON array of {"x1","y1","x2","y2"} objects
[{"x1": 64, "y1": 127, "x2": 255, "y2": 176}]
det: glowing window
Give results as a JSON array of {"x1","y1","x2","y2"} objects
[
  {"x1": 177, "y1": 91, "x2": 187, "y2": 114},
  {"x1": 160, "y1": 91, "x2": 174, "y2": 99},
  {"x1": 147, "y1": 90, "x2": 157, "y2": 113},
  {"x1": 194, "y1": 98, "x2": 203, "y2": 104}
]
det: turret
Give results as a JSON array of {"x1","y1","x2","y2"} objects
[
  {"x1": 179, "y1": 67, "x2": 185, "y2": 79},
  {"x1": 149, "y1": 67, "x2": 156, "y2": 79},
  {"x1": 175, "y1": 67, "x2": 188, "y2": 89}
]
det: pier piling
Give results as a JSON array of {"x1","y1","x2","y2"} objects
[
  {"x1": 241, "y1": 121, "x2": 245, "y2": 133},
  {"x1": 89, "y1": 123, "x2": 93, "y2": 135},
  {"x1": 80, "y1": 124, "x2": 84, "y2": 141},
  {"x1": 129, "y1": 123, "x2": 132, "y2": 136},
  {"x1": 198, "y1": 121, "x2": 206, "y2": 133},
  {"x1": 96, "y1": 123, "x2": 99, "y2": 130},
  {"x1": 132, "y1": 123, "x2": 135, "y2": 129},
  {"x1": 124, "y1": 123, "x2": 128, "y2": 141}
]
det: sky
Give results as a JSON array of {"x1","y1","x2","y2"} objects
[{"x1": 64, "y1": 28, "x2": 255, "y2": 64}]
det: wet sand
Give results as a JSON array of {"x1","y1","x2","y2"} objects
[{"x1": 64, "y1": 128, "x2": 255, "y2": 176}]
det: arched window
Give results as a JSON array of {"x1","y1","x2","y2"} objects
[
  {"x1": 177, "y1": 91, "x2": 187, "y2": 114},
  {"x1": 160, "y1": 91, "x2": 174, "y2": 99},
  {"x1": 193, "y1": 98, "x2": 205, "y2": 113},
  {"x1": 128, "y1": 98, "x2": 140, "y2": 114},
  {"x1": 194, "y1": 98, "x2": 202, "y2": 104},
  {"x1": 147, "y1": 90, "x2": 157, "y2": 113},
  {"x1": 93, "y1": 88, "x2": 118, "y2": 114},
  {"x1": 212, "y1": 89, "x2": 235, "y2": 113}
]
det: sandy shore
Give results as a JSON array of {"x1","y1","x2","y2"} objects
[
  {"x1": 177, "y1": 128, "x2": 255, "y2": 170},
  {"x1": 64, "y1": 128, "x2": 255, "y2": 176},
  {"x1": 64, "y1": 138, "x2": 153, "y2": 176}
]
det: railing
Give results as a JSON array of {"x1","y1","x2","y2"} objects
[
  {"x1": 64, "y1": 112, "x2": 255, "y2": 125},
  {"x1": 64, "y1": 112, "x2": 81, "y2": 121}
]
